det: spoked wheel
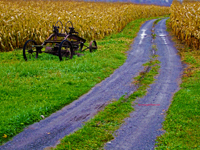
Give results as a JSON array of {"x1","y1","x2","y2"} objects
[
  {"x1": 23, "y1": 40, "x2": 38, "y2": 61},
  {"x1": 58, "y1": 40, "x2": 73, "y2": 61},
  {"x1": 89, "y1": 40, "x2": 97, "y2": 52}
]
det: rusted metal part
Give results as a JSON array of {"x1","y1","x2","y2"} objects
[
  {"x1": 89, "y1": 40, "x2": 97, "y2": 52},
  {"x1": 23, "y1": 20, "x2": 97, "y2": 61}
]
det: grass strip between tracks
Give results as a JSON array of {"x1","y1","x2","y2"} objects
[
  {"x1": 155, "y1": 19, "x2": 200, "y2": 149},
  {"x1": 0, "y1": 16, "x2": 166, "y2": 144},
  {"x1": 55, "y1": 56, "x2": 161, "y2": 149}
]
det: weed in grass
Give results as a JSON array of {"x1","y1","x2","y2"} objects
[
  {"x1": 152, "y1": 33, "x2": 157, "y2": 39},
  {"x1": 154, "y1": 18, "x2": 164, "y2": 25},
  {"x1": 152, "y1": 44, "x2": 158, "y2": 51}
]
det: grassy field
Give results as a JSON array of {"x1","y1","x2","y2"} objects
[
  {"x1": 0, "y1": 16, "x2": 166, "y2": 145},
  {"x1": 1, "y1": 37, "x2": 125, "y2": 144},
  {"x1": 155, "y1": 19, "x2": 200, "y2": 149}
]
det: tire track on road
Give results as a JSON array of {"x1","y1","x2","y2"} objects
[{"x1": 105, "y1": 19, "x2": 182, "y2": 150}]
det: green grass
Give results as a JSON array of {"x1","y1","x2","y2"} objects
[
  {"x1": 54, "y1": 53, "x2": 160, "y2": 150},
  {"x1": 155, "y1": 19, "x2": 200, "y2": 149},
  {"x1": 0, "y1": 16, "x2": 168, "y2": 144},
  {"x1": 0, "y1": 17, "x2": 165, "y2": 145}
]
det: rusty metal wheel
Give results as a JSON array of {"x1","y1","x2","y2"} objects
[
  {"x1": 23, "y1": 40, "x2": 38, "y2": 61},
  {"x1": 58, "y1": 40, "x2": 73, "y2": 61},
  {"x1": 89, "y1": 40, "x2": 97, "y2": 52}
]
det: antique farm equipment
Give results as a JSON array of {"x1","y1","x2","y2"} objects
[{"x1": 23, "y1": 21, "x2": 97, "y2": 61}]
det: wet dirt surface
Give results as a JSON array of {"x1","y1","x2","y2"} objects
[
  {"x1": 105, "y1": 19, "x2": 183, "y2": 150},
  {"x1": 0, "y1": 20, "x2": 156, "y2": 150}
]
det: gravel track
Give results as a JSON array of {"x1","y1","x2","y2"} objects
[
  {"x1": 105, "y1": 19, "x2": 183, "y2": 150},
  {"x1": 0, "y1": 20, "x2": 156, "y2": 150}
]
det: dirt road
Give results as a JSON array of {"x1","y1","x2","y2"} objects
[
  {"x1": 0, "y1": 19, "x2": 182, "y2": 150},
  {"x1": 105, "y1": 19, "x2": 182, "y2": 150},
  {"x1": 0, "y1": 20, "x2": 156, "y2": 150}
]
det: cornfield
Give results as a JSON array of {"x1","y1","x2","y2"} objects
[
  {"x1": 170, "y1": 0, "x2": 200, "y2": 50},
  {"x1": 0, "y1": 0, "x2": 169, "y2": 52}
]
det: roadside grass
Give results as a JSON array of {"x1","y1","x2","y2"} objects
[
  {"x1": 55, "y1": 56, "x2": 160, "y2": 150},
  {"x1": 0, "y1": 16, "x2": 165, "y2": 144},
  {"x1": 155, "y1": 19, "x2": 200, "y2": 149}
]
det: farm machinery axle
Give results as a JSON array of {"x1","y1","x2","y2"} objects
[{"x1": 23, "y1": 21, "x2": 97, "y2": 61}]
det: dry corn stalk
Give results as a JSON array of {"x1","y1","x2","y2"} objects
[
  {"x1": 170, "y1": 0, "x2": 200, "y2": 50},
  {"x1": 0, "y1": 0, "x2": 170, "y2": 52}
]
